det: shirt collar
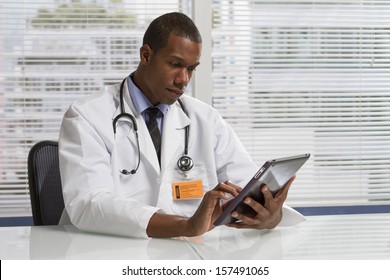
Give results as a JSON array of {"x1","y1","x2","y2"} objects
[{"x1": 126, "y1": 74, "x2": 169, "y2": 116}]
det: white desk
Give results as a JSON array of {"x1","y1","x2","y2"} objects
[{"x1": 1, "y1": 213, "x2": 389, "y2": 260}]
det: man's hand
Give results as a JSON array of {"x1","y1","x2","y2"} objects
[
  {"x1": 146, "y1": 181, "x2": 241, "y2": 238},
  {"x1": 226, "y1": 176, "x2": 296, "y2": 229},
  {"x1": 187, "y1": 181, "x2": 241, "y2": 236}
]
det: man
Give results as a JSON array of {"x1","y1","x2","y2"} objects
[{"x1": 58, "y1": 12, "x2": 304, "y2": 238}]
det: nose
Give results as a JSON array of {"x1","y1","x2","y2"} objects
[{"x1": 175, "y1": 68, "x2": 190, "y2": 88}]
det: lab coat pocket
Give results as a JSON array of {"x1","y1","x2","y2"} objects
[{"x1": 158, "y1": 165, "x2": 210, "y2": 217}]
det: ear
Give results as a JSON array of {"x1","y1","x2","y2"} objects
[{"x1": 140, "y1": 44, "x2": 152, "y2": 64}]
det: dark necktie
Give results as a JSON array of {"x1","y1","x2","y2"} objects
[{"x1": 146, "y1": 107, "x2": 161, "y2": 163}]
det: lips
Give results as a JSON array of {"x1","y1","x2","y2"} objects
[{"x1": 167, "y1": 88, "x2": 184, "y2": 95}]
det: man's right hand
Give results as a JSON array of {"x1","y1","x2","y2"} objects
[{"x1": 146, "y1": 181, "x2": 241, "y2": 238}]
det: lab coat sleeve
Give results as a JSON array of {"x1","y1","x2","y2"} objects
[
  {"x1": 59, "y1": 104, "x2": 159, "y2": 238},
  {"x1": 279, "y1": 205, "x2": 306, "y2": 226}
]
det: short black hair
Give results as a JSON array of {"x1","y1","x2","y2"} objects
[{"x1": 143, "y1": 12, "x2": 202, "y2": 52}]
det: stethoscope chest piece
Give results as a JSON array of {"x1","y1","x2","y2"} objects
[{"x1": 177, "y1": 155, "x2": 193, "y2": 172}]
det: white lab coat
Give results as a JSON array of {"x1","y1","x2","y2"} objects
[{"x1": 59, "y1": 77, "x2": 305, "y2": 238}]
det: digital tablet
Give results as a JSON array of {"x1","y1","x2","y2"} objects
[{"x1": 213, "y1": 153, "x2": 310, "y2": 226}]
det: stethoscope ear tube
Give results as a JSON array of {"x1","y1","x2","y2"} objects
[
  {"x1": 177, "y1": 99, "x2": 193, "y2": 172},
  {"x1": 113, "y1": 112, "x2": 138, "y2": 133}
]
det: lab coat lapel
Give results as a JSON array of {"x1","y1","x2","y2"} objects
[
  {"x1": 111, "y1": 78, "x2": 161, "y2": 174},
  {"x1": 161, "y1": 102, "x2": 190, "y2": 171}
]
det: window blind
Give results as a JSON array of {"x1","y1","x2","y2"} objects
[
  {"x1": 1, "y1": 0, "x2": 389, "y2": 219},
  {"x1": 0, "y1": 0, "x2": 191, "y2": 217},
  {"x1": 211, "y1": 0, "x2": 390, "y2": 207}
]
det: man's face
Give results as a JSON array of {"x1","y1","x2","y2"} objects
[{"x1": 141, "y1": 35, "x2": 201, "y2": 105}]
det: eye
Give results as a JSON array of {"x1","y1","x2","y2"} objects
[
  {"x1": 188, "y1": 66, "x2": 197, "y2": 72},
  {"x1": 170, "y1": 61, "x2": 180, "y2": 67}
]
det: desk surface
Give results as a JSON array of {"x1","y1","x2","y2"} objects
[{"x1": 1, "y1": 213, "x2": 389, "y2": 260}]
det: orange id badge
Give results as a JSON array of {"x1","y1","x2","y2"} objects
[{"x1": 172, "y1": 180, "x2": 203, "y2": 200}]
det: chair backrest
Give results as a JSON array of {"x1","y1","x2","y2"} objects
[{"x1": 27, "y1": 140, "x2": 64, "y2": 225}]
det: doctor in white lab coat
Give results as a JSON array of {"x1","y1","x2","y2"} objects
[{"x1": 58, "y1": 12, "x2": 305, "y2": 239}]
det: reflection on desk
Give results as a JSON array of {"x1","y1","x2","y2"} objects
[
  {"x1": 185, "y1": 226, "x2": 302, "y2": 260},
  {"x1": 185, "y1": 213, "x2": 390, "y2": 260},
  {"x1": 0, "y1": 225, "x2": 199, "y2": 260},
  {"x1": 0, "y1": 213, "x2": 389, "y2": 260}
]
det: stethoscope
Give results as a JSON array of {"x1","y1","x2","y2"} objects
[{"x1": 113, "y1": 78, "x2": 193, "y2": 175}]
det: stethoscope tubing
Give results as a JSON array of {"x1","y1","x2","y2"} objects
[{"x1": 113, "y1": 78, "x2": 193, "y2": 175}]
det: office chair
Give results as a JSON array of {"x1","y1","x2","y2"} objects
[{"x1": 27, "y1": 140, "x2": 64, "y2": 225}]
